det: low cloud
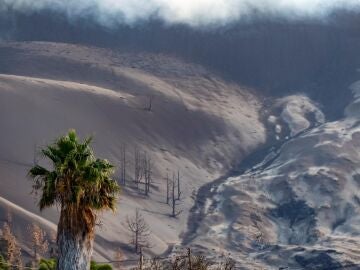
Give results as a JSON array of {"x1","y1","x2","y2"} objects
[{"x1": 1, "y1": 0, "x2": 360, "y2": 27}]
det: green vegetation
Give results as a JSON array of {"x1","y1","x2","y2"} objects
[
  {"x1": 38, "y1": 258, "x2": 56, "y2": 270},
  {"x1": 28, "y1": 130, "x2": 120, "y2": 270},
  {"x1": 90, "y1": 261, "x2": 113, "y2": 270},
  {"x1": 37, "y1": 259, "x2": 113, "y2": 270},
  {"x1": 0, "y1": 255, "x2": 8, "y2": 270}
]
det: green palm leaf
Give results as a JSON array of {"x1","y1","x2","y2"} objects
[{"x1": 28, "y1": 130, "x2": 120, "y2": 236}]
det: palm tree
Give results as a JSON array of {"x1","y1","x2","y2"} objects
[{"x1": 29, "y1": 130, "x2": 120, "y2": 270}]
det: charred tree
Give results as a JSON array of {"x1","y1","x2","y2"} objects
[
  {"x1": 143, "y1": 153, "x2": 152, "y2": 196},
  {"x1": 166, "y1": 174, "x2": 170, "y2": 205},
  {"x1": 177, "y1": 170, "x2": 181, "y2": 200},
  {"x1": 171, "y1": 173, "x2": 182, "y2": 218},
  {"x1": 134, "y1": 146, "x2": 143, "y2": 189},
  {"x1": 145, "y1": 95, "x2": 153, "y2": 112},
  {"x1": 126, "y1": 209, "x2": 150, "y2": 254}
]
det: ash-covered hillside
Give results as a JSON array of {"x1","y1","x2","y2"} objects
[
  {"x1": 2, "y1": 9, "x2": 360, "y2": 117},
  {"x1": 0, "y1": 41, "x2": 265, "y2": 261},
  {"x1": 1, "y1": 6, "x2": 360, "y2": 269},
  {"x1": 186, "y1": 85, "x2": 360, "y2": 268}
]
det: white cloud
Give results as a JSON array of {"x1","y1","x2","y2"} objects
[{"x1": 2, "y1": 0, "x2": 360, "y2": 26}]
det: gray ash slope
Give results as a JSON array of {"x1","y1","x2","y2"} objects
[
  {"x1": 2, "y1": 9, "x2": 360, "y2": 118},
  {"x1": 1, "y1": 8, "x2": 360, "y2": 268},
  {"x1": 186, "y1": 87, "x2": 360, "y2": 269},
  {"x1": 0, "y1": 41, "x2": 265, "y2": 261}
]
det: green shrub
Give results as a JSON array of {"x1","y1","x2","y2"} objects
[
  {"x1": 90, "y1": 261, "x2": 113, "y2": 270},
  {"x1": 0, "y1": 255, "x2": 9, "y2": 270},
  {"x1": 38, "y1": 258, "x2": 56, "y2": 270},
  {"x1": 36, "y1": 259, "x2": 112, "y2": 270}
]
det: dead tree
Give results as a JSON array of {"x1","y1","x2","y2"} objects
[
  {"x1": 120, "y1": 144, "x2": 127, "y2": 186},
  {"x1": 187, "y1": 248, "x2": 192, "y2": 270},
  {"x1": 171, "y1": 173, "x2": 182, "y2": 218},
  {"x1": 166, "y1": 174, "x2": 170, "y2": 205},
  {"x1": 28, "y1": 223, "x2": 48, "y2": 262},
  {"x1": 145, "y1": 95, "x2": 153, "y2": 111},
  {"x1": 1, "y1": 222, "x2": 22, "y2": 269},
  {"x1": 139, "y1": 248, "x2": 144, "y2": 270},
  {"x1": 139, "y1": 249, "x2": 234, "y2": 270},
  {"x1": 143, "y1": 152, "x2": 152, "y2": 196},
  {"x1": 48, "y1": 231, "x2": 57, "y2": 258},
  {"x1": 134, "y1": 146, "x2": 143, "y2": 189},
  {"x1": 4, "y1": 209, "x2": 12, "y2": 225},
  {"x1": 217, "y1": 256, "x2": 236, "y2": 270},
  {"x1": 113, "y1": 248, "x2": 124, "y2": 270},
  {"x1": 177, "y1": 170, "x2": 181, "y2": 200},
  {"x1": 126, "y1": 209, "x2": 151, "y2": 254}
]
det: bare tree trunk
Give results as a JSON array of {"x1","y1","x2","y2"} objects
[
  {"x1": 187, "y1": 248, "x2": 192, "y2": 270},
  {"x1": 126, "y1": 209, "x2": 150, "y2": 254},
  {"x1": 143, "y1": 153, "x2": 152, "y2": 196},
  {"x1": 166, "y1": 174, "x2": 169, "y2": 205},
  {"x1": 171, "y1": 173, "x2": 182, "y2": 218},
  {"x1": 145, "y1": 95, "x2": 153, "y2": 111},
  {"x1": 139, "y1": 248, "x2": 144, "y2": 270},
  {"x1": 34, "y1": 246, "x2": 37, "y2": 262},
  {"x1": 134, "y1": 147, "x2": 143, "y2": 189},
  {"x1": 177, "y1": 170, "x2": 181, "y2": 200},
  {"x1": 172, "y1": 174, "x2": 176, "y2": 217},
  {"x1": 56, "y1": 207, "x2": 94, "y2": 270},
  {"x1": 135, "y1": 229, "x2": 139, "y2": 253},
  {"x1": 56, "y1": 229, "x2": 93, "y2": 270}
]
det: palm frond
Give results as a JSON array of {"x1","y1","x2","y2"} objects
[
  {"x1": 28, "y1": 129, "x2": 120, "y2": 235},
  {"x1": 29, "y1": 165, "x2": 49, "y2": 177}
]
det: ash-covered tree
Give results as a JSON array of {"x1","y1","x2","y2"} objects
[
  {"x1": 165, "y1": 173, "x2": 170, "y2": 205},
  {"x1": 0, "y1": 222, "x2": 22, "y2": 270},
  {"x1": 28, "y1": 130, "x2": 120, "y2": 270},
  {"x1": 134, "y1": 147, "x2": 143, "y2": 189},
  {"x1": 176, "y1": 170, "x2": 181, "y2": 200},
  {"x1": 28, "y1": 223, "x2": 48, "y2": 262},
  {"x1": 170, "y1": 173, "x2": 182, "y2": 218},
  {"x1": 143, "y1": 152, "x2": 152, "y2": 196},
  {"x1": 4, "y1": 210, "x2": 12, "y2": 226},
  {"x1": 140, "y1": 249, "x2": 235, "y2": 270},
  {"x1": 145, "y1": 95, "x2": 154, "y2": 112},
  {"x1": 113, "y1": 249, "x2": 123, "y2": 270},
  {"x1": 126, "y1": 209, "x2": 150, "y2": 254},
  {"x1": 48, "y1": 231, "x2": 57, "y2": 259}
]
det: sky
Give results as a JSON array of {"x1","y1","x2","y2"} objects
[{"x1": 1, "y1": 0, "x2": 360, "y2": 27}]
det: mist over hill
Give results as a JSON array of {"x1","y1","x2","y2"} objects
[{"x1": 2, "y1": 8, "x2": 360, "y2": 119}]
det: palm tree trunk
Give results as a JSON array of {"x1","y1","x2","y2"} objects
[
  {"x1": 56, "y1": 205, "x2": 96, "y2": 270},
  {"x1": 56, "y1": 229, "x2": 93, "y2": 270}
]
